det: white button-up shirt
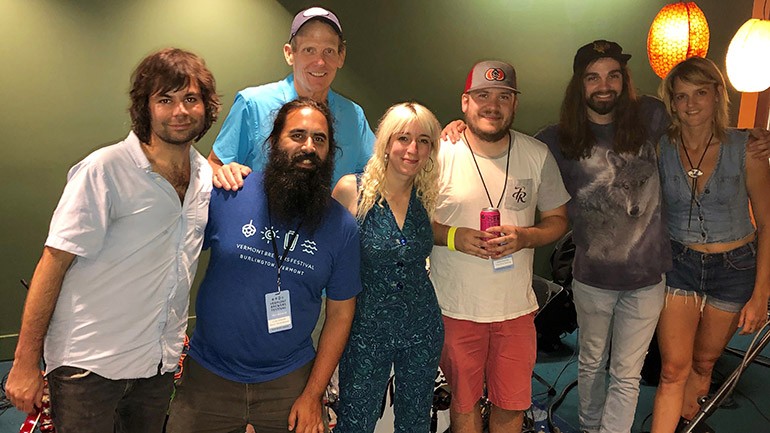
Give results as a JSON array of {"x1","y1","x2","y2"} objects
[{"x1": 43, "y1": 132, "x2": 212, "y2": 380}]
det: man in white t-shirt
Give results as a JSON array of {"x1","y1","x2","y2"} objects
[{"x1": 430, "y1": 60, "x2": 570, "y2": 433}]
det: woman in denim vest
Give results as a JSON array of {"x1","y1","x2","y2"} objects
[{"x1": 651, "y1": 56, "x2": 770, "y2": 432}]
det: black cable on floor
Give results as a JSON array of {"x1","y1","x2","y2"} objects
[
  {"x1": 533, "y1": 331, "x2": 579, "y2": 399},
  {"x1": 522, "y1": 406, "x2": 537, "y2": 433},
  {"x1": 636, "y1": 411, "x2": 653, "y2": 433},
  {"x1": 546, "y1": 379, "x2": 578, "y2": 432},
  {"x1": 0, "y1": 372, "x2": 13, "y2": 417},
  {"x1": 533, "y1": 353, "x2": 577, "y2": 400}
]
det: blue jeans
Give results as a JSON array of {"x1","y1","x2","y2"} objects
[
  {"x1": 46, "y1": 366, "x2": 174, "y2": 433},
  {"x1": 572, "y1": 278, "x2": 665, "y2": 433}
]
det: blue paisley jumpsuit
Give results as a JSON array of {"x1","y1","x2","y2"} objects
[{"x1": 335, "y1": 189, "x2": 444, "y2": 433}]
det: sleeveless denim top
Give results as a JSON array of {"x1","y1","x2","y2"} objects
[{"x1": 659, "y1": 128, "x2": 754, "y2": 244}]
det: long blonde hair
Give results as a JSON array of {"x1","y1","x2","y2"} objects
[{"x1": 357, "y1": 102, "x2": 441, "y2": 221}]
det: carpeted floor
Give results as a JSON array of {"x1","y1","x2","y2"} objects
[
  {"x1": 531, "y1": 331, "x2": 770, "y2": 433},
  {"x1": 1, "y1": 330, "x2": 768, "y2": 433}
]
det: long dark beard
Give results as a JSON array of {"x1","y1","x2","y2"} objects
[{"x1": 263, "y1": 148, "x2": 334, "y2": 233}]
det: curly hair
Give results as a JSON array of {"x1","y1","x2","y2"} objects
[
  {"x1": 357, "y1": 102, "x2": 441, "y2": 221},
  {"x1": 659, "y1": 56, "x2": 729, "y2": 144},
  {"x1": 129, "y1": 47, "x2": 221, "y2": 144}
]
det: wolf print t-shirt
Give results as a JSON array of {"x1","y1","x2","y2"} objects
[{"x1": 535, "y1": 96, "x2": 672, "y2": 291}]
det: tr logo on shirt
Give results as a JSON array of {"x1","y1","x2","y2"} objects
[
  {"x1": 504, "y1": 178, "x2": 533, "y2": 212},
  {"x1": 511, "y1": 186, "x2": 527, "y2": 204}
]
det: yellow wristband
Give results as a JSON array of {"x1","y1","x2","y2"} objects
[{"x1": 447, "y1": 226, "x2": 458, "y2": 251}]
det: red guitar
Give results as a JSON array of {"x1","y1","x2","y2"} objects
[
  {"x1": 18, "y1": 373, "x2": 54, "y2": 433},
  {"x1": 175, "y1": 335, "x2": 190, "y2": 381}
]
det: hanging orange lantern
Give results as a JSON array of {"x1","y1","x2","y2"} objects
[{"x1": 647, "y1": 2, "x2": 710, "y2": 78}]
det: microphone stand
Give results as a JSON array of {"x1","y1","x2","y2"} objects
[{"x1": 680, "y1": 322, "x2": 770, "y2": 433}]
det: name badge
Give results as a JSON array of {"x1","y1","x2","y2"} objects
[
  {"x1": 265, "y1": 290, "x2": 292, "y2": 333},
  {"x1": 492, "y1": 255, "x2": 514, "y2": 271}
]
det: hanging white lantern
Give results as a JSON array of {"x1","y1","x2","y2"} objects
[{"x1": 726, "y1": 18, "x2": 770, "y2": 92}]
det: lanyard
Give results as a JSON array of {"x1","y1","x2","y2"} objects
[
  {"x1": 266, "y1": 199, "x2": 303, "y2": 291},
  {"x1": 463, "y1": 131, "x2": 512, "y2": 208}
]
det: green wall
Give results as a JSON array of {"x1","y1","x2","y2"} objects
[{"x1": 0, "y1": 0, "x2": 754, "y2": 359}]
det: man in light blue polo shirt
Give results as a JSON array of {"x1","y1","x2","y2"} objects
[{"x1": 210, "y1": 6, "x2": 374, "y2": 190}]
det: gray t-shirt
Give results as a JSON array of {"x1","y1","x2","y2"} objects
[{"x1": 535, "y1": 96, "x2": 672, "y2": 290}]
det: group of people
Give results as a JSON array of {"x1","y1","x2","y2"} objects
[{"x1": 5, "y1": 5, "x2": 769, "y2": 433}]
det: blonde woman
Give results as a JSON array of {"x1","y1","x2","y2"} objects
[
  {"x1": 332, "y1": 102, "x2": 443, "y2": 433},
  {"x1": 652, "y1": 57, "x2": 770, "y2": 432}
]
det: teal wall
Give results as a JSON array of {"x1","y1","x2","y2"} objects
[{"x1": 0, "y1": 0, "x2": 754, "y2": 359}]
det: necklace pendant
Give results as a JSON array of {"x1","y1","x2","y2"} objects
[{"x1": 687, "y1": 168, "x2": 703, "y2": 179}]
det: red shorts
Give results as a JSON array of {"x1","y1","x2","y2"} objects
[{"x1": 440, "y1": 313, "x2": 536, "y2": 412}]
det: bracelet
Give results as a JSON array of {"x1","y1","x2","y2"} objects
[{"x1": 447, "y1": 226, "x2": 458, "y2": 251}]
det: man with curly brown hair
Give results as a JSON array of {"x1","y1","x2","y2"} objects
[{"x1": 7, "y1": 47, "x2": 220, "y2": 433}]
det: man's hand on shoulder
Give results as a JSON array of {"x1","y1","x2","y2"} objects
[
  {"x1": 441, "y1": 120, "x2": 467, "y2": 144},
  {"x1": 207, "y1": 151, "x2": 252, "y2": 191},
  {"x1": 287, "y1": 390, "x2": 324, "y2": 433},
  {"x1": 747, "y1": 127, "x2": 770, "y2": 160},
  {"x1": 213, "y1": 162, "x2": 252, "y2": 191}
]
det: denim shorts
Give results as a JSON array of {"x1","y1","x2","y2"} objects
[{"x1": 665, "y1": 239, "x2": 757, "y2": 313}]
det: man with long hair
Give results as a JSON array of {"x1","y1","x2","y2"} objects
[
  {"x1": 7, "y1": 47, "x2": 220, "y2": 433},
  {"x1": 535, "y1": 40, "x2": 673, "y2": 433},
  {"x1": 431, "y1": 61, "x2": 570, "y2": 433},
  {"x1": 166, "y1": 98, "x2": 361, "y2": 433}
]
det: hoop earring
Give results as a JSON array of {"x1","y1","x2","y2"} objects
[{"x1": 423, "y1": 157, "x2": 435, "y2": 173}]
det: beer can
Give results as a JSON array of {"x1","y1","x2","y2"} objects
[{"x1": 480, "y1": 207, "x2": 501, "y2": 233}]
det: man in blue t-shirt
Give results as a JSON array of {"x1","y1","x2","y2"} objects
[
  {"x1": 167, "y1": 98, "x2": 362, "y2": 433},
  {"x1": 209, "y1": 6, "x2": 374, "y2": 190}
]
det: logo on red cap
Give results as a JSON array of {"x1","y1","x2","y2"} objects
[{"x1": 484, "y1": 68, "x2": 506, "y2": 82}]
